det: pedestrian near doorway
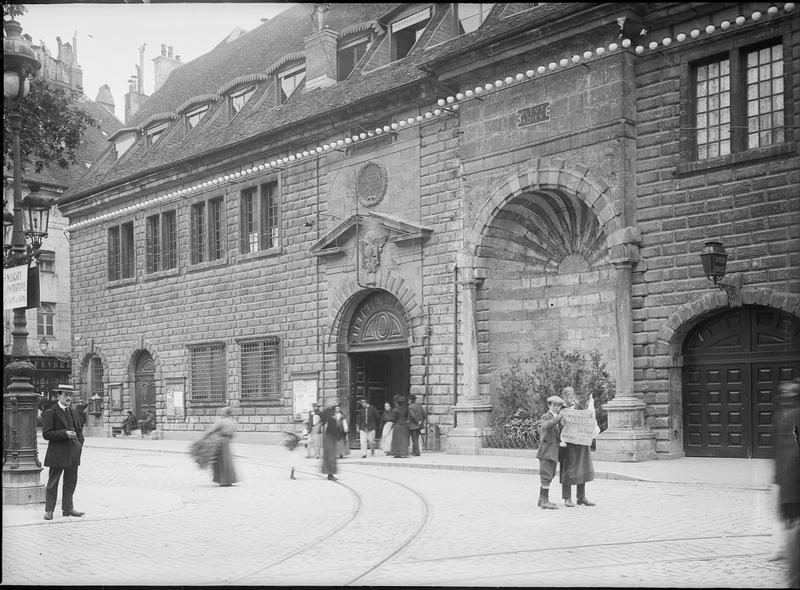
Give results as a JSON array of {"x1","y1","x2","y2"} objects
[
  {"x1": 307, "y1": 403, "x2": 322, "y2": 459},
  {"x1": 558, "y1": 386, "x2": 597, "y2": 507},
  {"x1": 120, "y1": 410, "x2": 137, "y2": 435},
  {"x1": 381, "y1": 401, "x2": 396, "y2": 455},
  {"x1": 357, "y1": 399, "x2": 380, "y2": 458},
  {"x1": 769, "y1": 379, "x2": 800, "y2": 588},
  {"x1": 391, "y1": 395, "x2": 410, "y2": 458},
  {"x1": 334, "y1": 404, "x2": 350, "y2": 458},
  {"x1": 536, "y1": 395, "x2": 565, "y2": 510},
  {"x1": 41, "y1": 384, "x2": 85, "y2": 521},
  {"x1": 320, "y1": 399, "x2": 342, "y2": 481},
  {"x1": 408, "y1": 394, "x2": 426, "y2": 456}
]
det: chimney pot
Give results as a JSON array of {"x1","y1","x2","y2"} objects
[
  {"x1": 168, "y1": 46, "x2": 173, "y2": 58},
  {"x1": 161, "y1": 43, "x2": 166, "y2": 56}
]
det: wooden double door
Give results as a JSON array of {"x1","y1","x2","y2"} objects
[
  {"x1": 683, "y1": 306, "x2": 800, "y2": 458},
  {"x1": 349, "y1": 350, "x2": 409, "y2": 443}
]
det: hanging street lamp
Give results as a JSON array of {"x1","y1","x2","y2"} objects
[{"x1": 3, "y1": 18, "x2": 46, "y2": 505}]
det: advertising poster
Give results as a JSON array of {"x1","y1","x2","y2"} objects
[{"x1": 560, "y1": 407, "x2": 600, "y2": 446}]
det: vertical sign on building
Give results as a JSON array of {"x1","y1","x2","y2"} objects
[{"x1": 3, "y1": 265, "x2": 28, "y2": 310}]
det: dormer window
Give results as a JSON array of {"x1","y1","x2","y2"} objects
[
  {"x1": 113, "y1": 134, "x2": 136, "y2": 160},
  {"x1": 145, "y1": 122, "x2": 168, "y2": 148},
  {"x1": 278, "y1": 64, "x2": 306, "y2": 104},
  {"x1": 391, "y1": 7, "x2": 431, "y2": 60},
  {"x1": 456, "y1": 4, "x2": 494, "y2": 34},
  {"x1": 185, "y1": 104, "x2": 209, "y2": 132},
  {"x1": 338, "y1": 36, "x2": 369, "y2": 81},
  {"x1": 229, "y1": 85, "x2": 256, "y2": 118}
]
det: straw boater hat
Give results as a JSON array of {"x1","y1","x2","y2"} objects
[{"x1": 54, "y1": 384, "x2": 75, "y2": 394}]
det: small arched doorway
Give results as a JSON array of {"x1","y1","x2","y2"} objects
[
  {"x1": 133, "y1": 351, "x2": 156, "y2": 423},
  {"x1": 346, "y1": 291, "x2": 411, "y2": 445},
  {"x1": 682, "y1": 305, "x2": 800, "y2": 458}
]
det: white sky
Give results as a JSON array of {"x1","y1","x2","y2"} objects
[{"x1": 17, "y1": 2, "x2": 295, "y2": 121}]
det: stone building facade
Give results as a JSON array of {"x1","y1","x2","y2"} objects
[{"x1": 58, "y1": 3, "x2": 799, "y2": 459}]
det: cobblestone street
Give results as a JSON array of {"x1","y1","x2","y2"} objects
[{"x1": 1, "y1": 439, "x2": 790, "y2": 587}]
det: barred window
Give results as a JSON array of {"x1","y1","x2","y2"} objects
[
  {"x1": 239, "y1": 181, "x2": 278, "y2": 254},
  {"x1": 240, "y1": 337, "x2": 280, "y2": 403},
  {"x1": 145, "y1": 210, "x2": 177, "y2": 273},
  {"x1": 191, "y1": 196, "x2": 225, "y2": 264},
  {"x1": 189, "y1": 343, "x2": 226, "y2": 405},
  {"x1": 108, "y1": 221, "x2": 134, "y2": 281}
]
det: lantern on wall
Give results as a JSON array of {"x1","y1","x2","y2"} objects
[{"x1": 700, "y1": 241, "x2": 728, "y2": 285}]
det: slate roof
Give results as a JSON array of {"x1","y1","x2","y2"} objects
[{"x1": 62, "y1": 2, "x2": 593, "y2": 200}]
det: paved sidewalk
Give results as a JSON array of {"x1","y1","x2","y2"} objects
[{"x1": 3, "y1": 434, "x2": 774, "y2": 528}]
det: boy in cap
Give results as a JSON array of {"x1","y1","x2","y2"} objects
[{"x1": 536, "y1": 395, "x2": 565, "y2": 509}]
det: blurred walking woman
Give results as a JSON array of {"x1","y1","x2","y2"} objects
[
  {"x1": 390, "y1": 395, "x2": 410, "y2": 458},
  {"x1": 195, "y1": 406, "x2": 238, "y2": 486},
  {"x1": 381, "y1": 402, "x2": 396, "y2": 455},
  {"x1": 320, "y1": 399, "x2": 342, "y2": 481}
]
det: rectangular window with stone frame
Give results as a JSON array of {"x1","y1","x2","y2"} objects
[
  {"x1": 108, "y1": 220, "x2": 135, "y2": 281},
  {"x1": 688, "y1": 38, "x2": 786, "y2": 161},
  {"x1": 145, "y1": 210, "x2": 177, "y2": 273},
  {"x1": 239, "y1": 181, "x2": 279, "y2": 254},
  {"x1": 191, "y1": 196, "x2": 225, "y2": 264},
  {"x1": 239, "y1": 337, "x2": 281, "y2": 404},
  {"x1": 37, "y1": 301, "x2": 55, "y2": 337},
  {"x1": 188, "y1": 342, "x2": 226, "y2": 406}
]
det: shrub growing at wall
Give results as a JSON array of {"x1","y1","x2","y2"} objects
[{"x1": 486, "y1": 347, "x2": 616, "y2": 448}]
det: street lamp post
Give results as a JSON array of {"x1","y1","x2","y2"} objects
[{"x1": 3, "y1": 19, "x2": 45, "y2": 505}]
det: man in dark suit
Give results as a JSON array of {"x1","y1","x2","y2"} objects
[
  {"x1": 356, "y1": 399, "x2": 381, "y2": 458},
  {"x1": 407, "y1": 394, "x2": 427, "y2": 456},
  {"x1": 41, "y1": 384, "x2": 85, "y2": 520}
]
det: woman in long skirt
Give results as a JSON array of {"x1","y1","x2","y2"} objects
[
  {"x1": 390, "y1": 395, "x2": 410, "y2": 458},
  {"x1": 320, "y1": 400, "x2": 340, "y2": 481},
  {"x1": 380, "y1": 402, "x2": 396, "y2": 455},
  {"x1": 209, "y1": 406, "x2": 238, "y2": 486},
  {"x1": 334, "y1": 405, "x2": 350, "y2": 458}
]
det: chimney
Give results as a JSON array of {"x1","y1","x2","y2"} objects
[
  {"x1": 95, "y1": 83, "x2": 116, "y2": 117},
  {"x1": 152, "y1": 42, "x2": 183, "y2": 93},
  {"x1": 124, "y1": 45, "x2": 149, "y2": 124},
  {"x1": 304, "y1": 3, "x2": 337, "y2": 91}
]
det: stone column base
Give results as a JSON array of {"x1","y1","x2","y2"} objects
[
  {"x1": 447, "y1": 403, "x2": 493, "y2": 455},
  {"x1": 2, "y1": 471, "x2": 45, "y2": 504},
  {"x1": 594, "y1": 396, "x2": 657, "y2": 462},
  {"x1": 593, "y1": 428, "x2": 657, "y2": 462}
]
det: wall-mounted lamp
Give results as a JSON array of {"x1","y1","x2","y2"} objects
[
  {"x1": 38, "y1": 337, "x2": 48, "y2": 354},
  {"x1": 700, "y1": 240, "x2": 742, "y2": 306}
]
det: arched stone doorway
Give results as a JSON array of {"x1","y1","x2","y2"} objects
[
  {"x1": 132, "y1": 351, "x2": 156, "y2": 424},
  {"x1": 343, "y1": 290, "x2": 411, "y2": 445},
  {"x1": 682, "y1": 305, "x2": 800, "y2": 458}
]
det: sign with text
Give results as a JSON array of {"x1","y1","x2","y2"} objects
[
  {"x1": 165, "y1": 378, "x2": 185, "y2": 418},
  {"x1": 517, "y1": 102, "x2": 551, "y2": 127},
  {"x1": 3, "y1": 265, "x2": 27, "y2": 310},
  {"x1": 560, "y1": 408, "x2": 600, "y2": 446}
]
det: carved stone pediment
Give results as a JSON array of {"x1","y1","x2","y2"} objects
[{"x1": 307, "y1": 211, "x2": 433, "y2": 258}]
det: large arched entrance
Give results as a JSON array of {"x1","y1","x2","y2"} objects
[
  {"x1": 682, "y1": 305, "x2": 800, "y2": 458},
  {"x1": 345, "y1": 291, "x2": 411, "y2": 445}
]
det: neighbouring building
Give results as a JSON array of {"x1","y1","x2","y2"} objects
[
  {"x1": 3, "y1": 28, "x2": 122, "y2": 416},
  {"x1": 58, "y1": 3, "x2": 799, "y2": 459}
]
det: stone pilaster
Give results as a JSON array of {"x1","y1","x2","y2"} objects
[
  {"x1": 447, "y1": 271, "x2": 493, "y2": 454},
  {"x1": 594, "y1": 234, "x2": 657, "y2": 461}
]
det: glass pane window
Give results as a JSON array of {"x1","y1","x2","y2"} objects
[
  {"x1": 239, "y1": 182, "x2": 279, "y2": 254},
  {"x1": 185, "y1": 105, "x2": 208, "y2": 132},
  {"x1": 694, "y1": 57, "x2": 730, "y2": 160},
  {"x1": 746, "y1": 43, "x2": 783, "y2": 149},
  {"x1": 108, "y1": 221, "x2": 134, "y2": 281},
  {"x1": 229, "y1": 85, "x2": 256, "y2": 117},
  {"x1": 191, "y1": 197, "x2": 225, "y2": 264},
  {"x1": 38, "y1": 250, "x2": 55, "y2": 273},
  {"x1": 189, "y1": 343, "x2": 226, "y2": 405},
  {"x1": 145, "y1": 122, "x2": 168, "y2": 148},
  {"x1": 145, "y1": 210, "x2": 177, "y2": 273},
  {"x1": 240, "y1": 337, "x2": 281, "y2": 402},
  {"x1": 391, "y1": 8, "x2": 431, "y2": 59},
  {"x1": 457, "y1": 4, "x2": 494, "y2": 34},
  {"x1": 279, "y1": 66, "x2": 305, "y2": 104},
  {"x1": 337, "y1": 37, "x2": 368, "y2": 81},
  {"x1": 37, "y1": 302, "x2": 55, "y2": 337}
]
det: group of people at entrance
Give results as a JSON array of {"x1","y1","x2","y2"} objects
[
  {"x1": 536, "y1": 386, "x2": 597, "y2": 510},
  {"x1": 303, "y1": 393, "x2": 427, "y2": 481}
]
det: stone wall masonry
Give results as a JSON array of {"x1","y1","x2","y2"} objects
[{"x1": 633, "y1": 18, "x2": 800, "y2": 450}]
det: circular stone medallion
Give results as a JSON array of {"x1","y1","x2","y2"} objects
[{"x1": 356, "y1": 162, "x2": 388, "y2": 208}]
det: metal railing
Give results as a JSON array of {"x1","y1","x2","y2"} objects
[{"x1": 482, "y1": 419, "x2": 541, "y2": 450}]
